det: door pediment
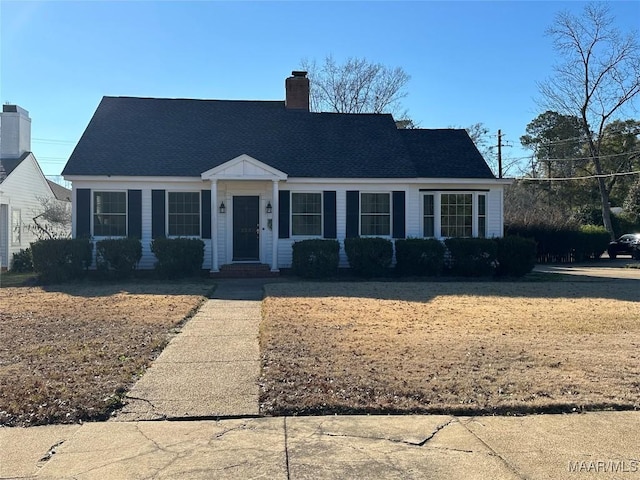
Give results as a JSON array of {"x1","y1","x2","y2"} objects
[{"x1": 201, "y1": 154, "x2": 288, "y2": 181}]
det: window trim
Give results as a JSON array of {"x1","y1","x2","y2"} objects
[
  {"x1": 420, "y1": 191, "x2": 489, "y2": 239},
  {"x1": 290, "y1": 191, "x2": 323, "y2": 237},
  {"x1": 92, "y1": 190, "x2": 127, "y2": 238},
  {"x1": 360, "y1": 192, "x2": 392, "y2": 237},
  {"x1": 167, "y1": 191, "x2": 201, "y2": 238},
  {"x1": 11, "y1": 208, "x2": 21, "y2": 246}
]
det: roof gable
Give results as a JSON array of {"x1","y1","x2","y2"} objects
[{"x1": 202, "y1": 154, "x2": 288, "y2": 181}]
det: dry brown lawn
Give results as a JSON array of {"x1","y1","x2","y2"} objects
[
  {"x1": 0, "y1": 281, "x2": 213, "y2": 426},
  {"x1": 260, "y1": 281, "x2": 640, "y2": 416}
]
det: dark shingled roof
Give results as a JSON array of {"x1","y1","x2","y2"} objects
[
  {"x1": 63, "y1": 96, "x2": 495, "y2": 180},
  {"x1": 47, "y1": 180, "x2": 72, "y2": 202},
  {"x1": 0, "y1": 152, "x2": 30, "y2": 182},
  {"x1": 398, "y1": 129, "x2": 495, "y2": 178}
]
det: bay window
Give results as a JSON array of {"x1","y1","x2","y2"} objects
[{"x1": 422, "y1": 192, "x2": 489, "y2": 238}]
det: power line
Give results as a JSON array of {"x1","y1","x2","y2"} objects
[
  {"x1": 32, "y1": 137, "x2": 75, "y2": 145},
  {"x1": 505, "y1": 149, "x2": 640, "y2": 163},
  {"x1": 521, "y1": 170, "x2": 640, "y2": 182},
  {"x1": 537, "y1": 150, "x2": 640, "y2": 162}
]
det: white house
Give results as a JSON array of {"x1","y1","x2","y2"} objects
[
  {"x1": 0, "y1": 105, "x2": 71, "y2": 270},
  {"x1": 62, "y1": 71, "x2": 511, "y2": 274}
]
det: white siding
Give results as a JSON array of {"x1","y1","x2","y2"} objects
[
  {"x1": 69, "y1": 177, "x2": 507, "y2": 270},
  {"x1": 0, "y1": 155, "x2": 68, "y2": 269}
]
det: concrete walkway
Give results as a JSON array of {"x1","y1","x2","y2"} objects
[
  {"x1": 2, "y1": 412, "x2": 639, "y2": 479},
  {"x1": 113, "y1": 279, "x2": 266, "y2": 421}
]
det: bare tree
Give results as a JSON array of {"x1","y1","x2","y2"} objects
[
  {"x1": 539, "y1": 3, "x2": 640, "y2": 238},
  {"x1": 30, "y1": 196, "x2": 71, "y2": 240},
  {"x1": 300, "y1": 56, "x2": 411, "y2": 119}
]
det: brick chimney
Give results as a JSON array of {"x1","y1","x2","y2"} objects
[
  {"x1": 285, "y1": 71, "x2": 310, "y2": 111},
  {"x1": 0, "y1": 104, "x2": 31, "y2": 158}
]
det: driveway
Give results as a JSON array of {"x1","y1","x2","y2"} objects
[{"x1": 534, "y1": 256, "x2": 640, "y2": 281}]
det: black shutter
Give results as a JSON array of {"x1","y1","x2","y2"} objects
[
  {"x1": 346, "y1": 190, "x2": 359, "y2": 238},
  {"x1": 323, "y1": 191, "x2": 337, "y2": 239},
  {"x1": 76, "y1": 188, "x2": 91, "y2": 238},
  {"x1": 278, "y1": 190, "x2": 290, "y2": 239},
  {"x1": 392, "y1": 191, "x2": 406, "y2": 239},
  {"x1": 201, "y1": 190, "x2": 211, "y2": 239},
  {"x1": 127, "y1": 190, "x2": 142, "y2": 239},
  {"x1": 151, "y1": 190, "x2": 166, "y2": 239}
]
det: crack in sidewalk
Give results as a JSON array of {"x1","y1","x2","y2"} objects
[
  {"x1": 38, "y1": 440, "x2": 65, "y2": 465},
  {"x1": 321, "y1": 418, "x2": 456, "y2": 447}
]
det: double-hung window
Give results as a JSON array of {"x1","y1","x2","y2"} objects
[
  {"x1": 168, "y1": 192, "x2": 200, "y2": 236},
  {"x1": 361, "y1": 193, "x2": 390, "y2": 236},
  {"x1": 93, "y1": 191, "x2": 126, "y2": 237},
  {"x1": 423, "y1": 195, "x2": 435, "y2": 237},
  {"x1": 291, "y1": 193, "x2": 322, "y2": 236},
  {"x1": 478, "y1": 194, "x2": 487, "y2": 238}
]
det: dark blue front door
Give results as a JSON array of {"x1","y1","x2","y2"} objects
[{"x1": 233, "y1": 196, "x2": 259, "y2": 261}]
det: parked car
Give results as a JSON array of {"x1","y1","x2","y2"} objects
[{"x1": 607, "y1": 233, "x2": 640, "y2": 259}]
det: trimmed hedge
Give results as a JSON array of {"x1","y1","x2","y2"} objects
[
  {"x1": 444, "y1": 238, "x2": 497, "y2": 277},
  {"x1": 31, "y1": 238, "x2": 93, "y2": 284},
  {"x1": 151, "y1": 237, "x2": 204, "y2": 278},
  {"x1": 11, "y1": 248, "x2": 33, "y2": 273},
  {"x1": 344, "y1": 237, "x2": 393, "y2": 277},
  {"x1": 292, "y1": 239, "x2": 340, "y2": 278},
  {"x1": 395, "y1": 238, "x2": 445, "y2": 276},
  {"x1": 575, "y1": 225, "x2": 610, "y2": 261},
  {"x1": 96, "y1": 238, "x2": 142, "y2": 279},
  {"x1": 495, "y1": 236, "x2": 536, "y2": 277},
  {"x1": 506, "y1": 224, "x2": 610, "y2": 263}
]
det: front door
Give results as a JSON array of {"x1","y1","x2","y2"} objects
[{"x1": 233, "y1": 196, "x2": 260, "y2": 261}]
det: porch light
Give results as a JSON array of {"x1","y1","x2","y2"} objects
[
  {"x1": 266, "y1": 201, "x2": 272, "y2": 214},
  {"x1": 219, "y1": 202, "x2": 226, "y2": 214}
]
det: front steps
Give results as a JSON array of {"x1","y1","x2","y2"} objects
[{"x1": 211, "y1": 263, "x2": 279, "y2": 278}]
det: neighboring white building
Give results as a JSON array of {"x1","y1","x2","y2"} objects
[
  {"x1": 63, "y1": 71, "x2": 511, "y2": 274},
  {"x1": 0, "y1": 105, "x2": 71, "y2": 270}
]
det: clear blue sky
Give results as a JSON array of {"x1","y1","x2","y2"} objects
[{"x1": 1, "y1": 0, "x2": 639, "y2": 178}]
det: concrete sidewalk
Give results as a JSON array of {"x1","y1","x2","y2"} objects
[
  {"x1": 113, "y1": 279, "x2": 266, "y2": 421},
  {"x1": 2, "y1": 412, "x2": 639, "y2": 479}
]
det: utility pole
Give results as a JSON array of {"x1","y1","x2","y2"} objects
[{"x1": 497, "y1": 129, "x2": 503, "y2": 179}]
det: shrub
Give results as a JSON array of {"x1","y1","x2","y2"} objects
[
  {"x1": 11, "y1": 248, "x2": 33, "y2": 273},
  {"x1": 292, "y1": 239, "x2": 340, "y2": 279},
  {"x1": 395, "y1": 238, "x2": 445, "y2": 276},
  {"x1": 575, "y1": 225, "x2": 610, "y2": 261},
  {"x1": 444, "y1": 238, "x2": 497, "y2": 277},
  {"x1": 495, "y1": 236, "x2": 536, "y2": 277},
  {"x1": 151, "y1": 237, "x2": 204, "y2": 278},
  {"x1": 96, "y1": 238, "x2": 142, "y2": 279},
  {"x1": 506, "y1": 224, "x2": 612, "y2": 263},
  {"x1": 611, "y1": 213, "x2": 640, "y2": 239},
  {"x1": 344, "y1": 237, "x2": 393, "y2": 277},
  {"x1": 31, "y1": 238, "x2": 93, "y2": 284}
]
